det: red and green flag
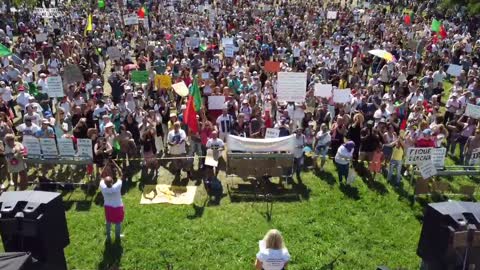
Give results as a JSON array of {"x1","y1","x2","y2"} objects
[
  {"x1": 439, "y1": 25, "x2": 447, "y2": 39},
  {"x1": 189, "y1": 77, "x2": 202, "y2": 112},
  {"x1": 431, "y1": 18, "x2": 441, "y2": 32},
  {"x1": 138, "y1": 6, "x2": 148, "y2": 19},
  {"x1": 183, "y1": 96, "x2": 199, "y2": 133}
]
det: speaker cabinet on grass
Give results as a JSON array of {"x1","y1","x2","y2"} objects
[{"x1": 0, "y1": 191, "x2": 69, "y2": 270}]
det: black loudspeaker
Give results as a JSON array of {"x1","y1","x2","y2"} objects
[
  {"x1": 0, "y1": 191, "x2": 70, "y2": 270},
  {"x1": 417, "y1": 201, "x2": 480, "y2": 270}
]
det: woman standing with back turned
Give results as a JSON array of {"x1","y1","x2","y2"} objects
[{"x1": 255, "y1": 229, "x2": 290, "y2": 270}]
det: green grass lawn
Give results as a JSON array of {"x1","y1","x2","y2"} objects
[{"x1": 2, "y1": 157, "x2": 478, "y2": 270}]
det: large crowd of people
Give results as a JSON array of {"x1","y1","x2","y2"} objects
[{"x1": 0, "y1": 0, "x2": 479, "y2": 197}]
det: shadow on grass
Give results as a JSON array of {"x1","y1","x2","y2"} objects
[
  {"x1": 292, "y1": 181, "x2": 311, "y2": 200},
  {"x1": 314, "y1": 170, "x2": 337, "y2": 186},
  {"x1": 97, "y1": 240, "x2": 123, "y2": 270},
  {"x1": 187, "y1": 199, "x2": 208, "y2": 219},
  {"x1": 339, "y1": 183, "x2": 360, "y2": 200}
]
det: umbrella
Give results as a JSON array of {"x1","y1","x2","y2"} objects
[{"x1": 368, "y1": 49, "x2": 395, "y2": 62}]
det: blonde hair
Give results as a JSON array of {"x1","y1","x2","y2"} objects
[{"x1": 263, "y1": 229, "x2": 285, "y2": 250}]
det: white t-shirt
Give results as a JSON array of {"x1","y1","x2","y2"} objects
[
  {"x1": 168, "y1": 129, "x2": 187, "y2": 155},
  {"x1": 100, "y1": 180, "x2": 123, "y2": 207},
  {"x1": 256, "y1": 249, "x2": 290, "y2": 270}
]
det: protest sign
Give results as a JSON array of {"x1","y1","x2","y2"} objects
[
  {"x1": 190, "y1": 38, "x2": 200, "y2": 48},
  {"x1": 222, "y1": 38, "x2": 234, "y2": 47},
  {"x1": 224, "y1": 45, "x2": 235, "y2": 58},
  {"x1": 34, "y1": 8, "x2": 59, "y2": 18},
  {"x1": 63, "y1": 65, "x2": 84, "y2": 86},
  {"x1": 277, "y1": 72, "x2": 307, "y2": 103},
  {"x1": 35, "y1": 33, "x2": 48, "y2": 43},
  {"x1": 314, "y1": 84, "x2": 333, "y2": 98},
  {"x1": 264, "y1": 61, "x2": 281, "y2": 73},
  {"x1": 419, "y1": 160, "x2": 437, "y2": 179},
  {"x1": 172, "y1": 81, "x2": 189, "y2": 97},
  {"x1": 155, "y1": 75, "x2": 172, "y2": 89},
  {"x1": 205, "y1": 149, "x2": 219, "y2": 167},
  {"x1": 202, "y1": 72, "x2": 210, "y2": 80},
  {"x1": 465, "y1": 104, "x2": 480, "y2": 119},
  {"x1": 405, "y1": 147, "x2": 446, "y2": 168},
  {"x1": 46, "y1": 76, "x2": 64, "y2": 97},
  {"x1": 265, "y1": 128, "x2": 280, "y2": 139},
  {"x1": 333, "y1": 89, "x2": 351, "y2": 103},
  {"x1": 208, "y1": 96, "x2": 225, "y2": 110},
  {"x1": 469, "y1": 148, "x2": 480, "y2": 165},
  {"x1": 23, "y1": 136, "x2": 41, "y2": 158},
  {"x1": 57, "y1": 138, "x2": 76, "y2": 157},
  {"x1": 77, "y1": 139, "x2": 93, "y2": 159},
  {"x1": 107, "y1": 46, "x2": 122, "y2": 60},
  {"x1": 40, "y1": 138, "x2": 58, "y2": 157},
  {"x1": 446, "y1": 64, "x2": 463, "y2": 77},
  {"x1": 124, "y1": 14, "x2": 139, "y2": 25},
  {"x1": 327, "y1": 11, "x2": 338, "y2": 19},
  {"x1": 131, "y1": 70, "x2": 149, "y2": 84}
]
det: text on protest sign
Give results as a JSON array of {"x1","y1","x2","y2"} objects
[
  {"x1": 277, "y1": 72, "x2": 307, "y2": 103},
  {"x1": 314, "y1": 84, "x2": 333, "y2": 98},
  {"x1": 77, "y1": 139, "x2": 93, "y2": 159},
  {"x1": 57, "y1": 138, "x2": 76, "y2": 157},
  {"x1": 208, "y1": 96, "x2": 226, "y2": 110},
  {"x1": 465, "y1": 104, "x2": 480, "y2": 119},
  {"x1": 40, "y1": 138, "x2": 58, "y2": 157},
  {"x1": 469, "y1": 148, "x2": 480, "y2": 166},
  {"x1": 224, "y1": 45, "x2": 235, "y2": 58},
  {"x1": 333, "y1": 89, "x2": 351, "y2": 103},
  {"x1": 327, "y1": 11, "x2": 338, "y2": 19},
  {"x1": 419, "y1": 160, "x2": 437, "y2": 179},
  {"x1": 23, "y1": 136, "x2": 41, "y2": 157},
  {"x1": 405, "y1": 147, "x2": 446, "y2": 168},
  {"x1": 265, "y1": 128, "x2": 280, "y2": 139},
  {"x1": 155, "y1": 75, "x2": 172, "y2": 89},
  {"x1": 124, "y1": 15, "x2": 139, "y2": 25},
  {"x1": 46, "y1": 76, "x2": 65, "y2": 97}
]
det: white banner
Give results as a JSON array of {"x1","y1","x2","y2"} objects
[
  {"x1": 77, "y1": 139, "x2": 93, "y2": 159},
  {"x1": 405, "y1": 147, "x2": 446, "y2": 168},
  {"x1": 227, "y1": 135, "x2": 295, "y2": 152},
  {"x1": 277, "y1": 72, "x2": 307, "y2": 103},
  {"x1": 314, "y1": 84, "x2": 333, "y2": 98},
  {"x1": 57, "y1": 138, "x2": 76, "y2": 157},
  {"x1": 465, "y1": 103, "x2": 480, "y2": 119},
  {"x1": 46, "y1": 76, "x2": 64, "y2": 97},
  {"x1": 23, "y1": 136, "x2": 41, "y2": 157},
  {"x1": 40, "y1": 138, "x2": 58, "y2": 157}
]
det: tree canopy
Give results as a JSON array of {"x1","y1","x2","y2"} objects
[{"x1": 440, "y1": 0, "x2": 480, "y2": 15}]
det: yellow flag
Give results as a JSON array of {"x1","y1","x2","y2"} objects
[{"x1": 84, "y1": 14, "x2": 93, "y2": 35}]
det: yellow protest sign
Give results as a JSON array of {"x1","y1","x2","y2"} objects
[{"x1": 155, "y1": 75, "x2": 172, "y2": 89}]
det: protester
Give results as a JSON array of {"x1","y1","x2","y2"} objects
[
  {"x1": 100, "y1": 174, "x2": 124, "y2": 242},
  {"x1": 334, "y1": 141, "x2": 355, "y2": 184}
]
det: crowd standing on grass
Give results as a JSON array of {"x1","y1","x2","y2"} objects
[{"x1": 0, "y1": 0, "x2": 479, "y2": 195}]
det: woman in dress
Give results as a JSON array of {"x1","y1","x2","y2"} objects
[{"x1": 3, "y1": 134, "x2": 28, "y2": 190}]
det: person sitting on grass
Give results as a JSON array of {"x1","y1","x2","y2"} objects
[
  {"x1": 255, "y1": 229, "x2": 290, "y2": 270},
  {"x1": 100, "y1": 173, "x2": 125, "y2": 243}
]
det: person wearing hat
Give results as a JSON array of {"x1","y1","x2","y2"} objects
[
  {"x1": 444, "y1": 92, "x2": 461, "y2": 125},
  {"x1": 35, "y1": 119, "x2": 55, "y2": 138},
  {"x1": 415, "y1": 129, "x2": 436, "y2": 148}
]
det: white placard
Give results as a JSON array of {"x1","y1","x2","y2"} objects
[
  {"x1": 333, "y1": 88, "x2": 351, "y2": 103},
  {"x1": 40, "y1": 138, "x2": 58, "y2": 157},
  {"x1": 190, "y1": 38, "x2": 200, "y2": 48},
  {"x1": 222, "y1": 38, "x2": 234, "y2": 47},
  {"x1": 446, "y1": 64, "x2": 462, "y2": 77},
  {"x1": 469, "y1": 148, "x2": 480, "y2": 166},
  {"x1": 124, "y1": 14, "x2": 139, "y2": 25},
  {"x1": 205, "y1": 149, "x2": 219, "y2": 167},
  {"x1": 107, "y1": 46, "x2": 122, "y2": 60},
  {"x1": 224, "y1": 45, "x2": 235, "y2": 58},
  {"x1": 46, "y1": 76, "x2": 64, "y2": 97},
  {"x1": 265, "y1": 128, "x2": 280, "y2": 139},
  {"x1": 77, "y1": 139, "x2": 93, "y2": 159},
  {"x1": 465, "y1": 103, "x2": 480, "y2": 119},
  {"x1": 35, "y1": 33, "x2": 48, "y2": 42},
  {"x1": 57, "y1": 138, "x2": 76, "y2": 157},
  {"x1": 34, "y1": 8, "x2": 59, "y2": 18},
  {"x1": 202, "y1": 72, "x2": 210, "y2": 79},
  {"x1": 327, "y1": 11, "x2": 338, "y2": 19},
  {"x1": 208, "y1": 96, "x2": 226, "y2": 110},
  {"x1": 406, "y1": 147, "x2": 446, "y2": 168},
  {"x1": 23, "y1": 136, "x2": 41, "y2": 157},
  {"x1": 314, "y1": 84, "x2": 333, "y2": 98},
  {"x1": 277, "y1": 72, "x2": 307, "y2": 103},
  {"x1": 419, "y1": 160, "x2": 437, "y2": 179}
]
